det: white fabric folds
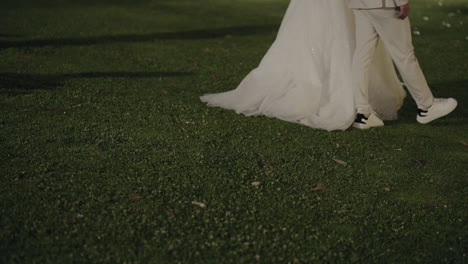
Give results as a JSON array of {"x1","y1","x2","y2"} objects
[{"x1": 200, "y1": 0, "x2": 405, "y2": 131}]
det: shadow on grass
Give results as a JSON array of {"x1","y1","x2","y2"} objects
[
  {"x1": 0, "y1": 33, "x2": 22, "y2": 38},
  {"x1": 0, "y1": 25, "x2": 278, "y2": 49},
  {"x1": 0, "y1": 71, "x2": 192, "y2": 94},
  {"x1": 430, "y1": 79, "x2": 468, "y2": 91},
  {"x1": 441, "y1": 4, "x2": 468, "y2": 15}
]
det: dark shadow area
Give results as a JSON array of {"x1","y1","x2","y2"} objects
[
  {"x1": 441, "y1": 5, "x2": 468, "y2": 15},
  {"x1": 430, "y1": 79, "x2": 468, "y2": 91},
  {"x1": 0, "y1": 71, "x2": 193, "y2": 92},
  {"x1": 0, "y1": 25, "x2": 278, "y2": 49},
  {"x1": 0, "y1": 33, "x2": 22, "y2": 38}
]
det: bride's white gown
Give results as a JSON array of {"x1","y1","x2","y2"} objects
[{"x1": 200, "y1": 0, "x2": 406, "y2": 131}]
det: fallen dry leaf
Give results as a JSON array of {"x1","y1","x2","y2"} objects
[
  {"x1": 50, "y1": 108, "x2": 63, "y2": 114},
  {"x1": 260, "y1": 161, "x2": 274, "y2": 168},
  {"x1": 293, "y1": 257, "x2": 304, "y2": 264},
  {"x1": 333, "y1": 158, "x2": 348, "y2": 166},
  {"x1": 251, "y1": 181, "x2": 261, "y2": 187},
  {"x1": 166, "y1": 209, "x2": 176, "y2": 218},
  {"x1": 311, "y1": 182, "x2": 325, "y2": 191},
  {"x1": 192, "y1": 201, "x2": 207, "y2": 208},
  {"x1": 70, "y1": 104, "x2": 82, "y2": 109},
  {"x1": 413, "y1": 160, "x2": 427, "y2": 166},
  {"x1": 460, "y1": 141, "x2": 468, "y2": 146},
  {"x1": 95, "y1": 88, "x2": 106, "y2": 95},
  {"x1": 423, "y1": 204, "x2": 438, "y2": 210}
]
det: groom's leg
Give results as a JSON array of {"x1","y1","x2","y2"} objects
[
  {"x1": 366, "y1": 9, "x2": 434, "y2": 110},
  {"x1": 352, "y1": 10, "x2": 380, "y2": 116}
]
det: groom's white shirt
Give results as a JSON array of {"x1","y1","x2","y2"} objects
[{"x1": 348, "y1": 0, "x2": 409, "y2": 9}]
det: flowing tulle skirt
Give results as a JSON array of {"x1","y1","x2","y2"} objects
[{"x1": 200, "y1": 0, "x2": 405, "y2": 131}]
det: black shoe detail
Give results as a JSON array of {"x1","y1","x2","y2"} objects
[
  {"x1": 417, "y1": 108, "x2": 428, "y2": 117},
  {"x1": 354, "y1": 113, "x2": 368, "y2": 124}
]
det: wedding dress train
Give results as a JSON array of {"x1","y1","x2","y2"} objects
[{"x1": 200, "y1": 0, "x2": 406, "y2": 131}]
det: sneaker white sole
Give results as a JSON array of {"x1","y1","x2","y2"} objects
[
  {"x1": 417, "y1": 100, "x2": 458, "y2": 124},
  {"x1": 352, "y1": 122, "x2": 384, "y2": 129}
]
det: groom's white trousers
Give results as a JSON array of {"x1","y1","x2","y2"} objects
[{"x1": 352, "y1": 8, "x2": 434, "y2": 115}]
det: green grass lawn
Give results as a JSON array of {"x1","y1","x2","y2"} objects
[{"x1": 0, "y1": 0, "x2": 467, "y2": 263}]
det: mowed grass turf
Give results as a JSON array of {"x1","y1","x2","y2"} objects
[{"x1": 0, "y1": 0, "x2": 467, "y2": 263}]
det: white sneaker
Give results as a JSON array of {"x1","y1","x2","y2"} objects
[
  {"x1": 417, "y1": 98, "x2": 457, "y2": 124},
  {"x1": 353, "y1": 112, "x2": 384, "y2": 129}
]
